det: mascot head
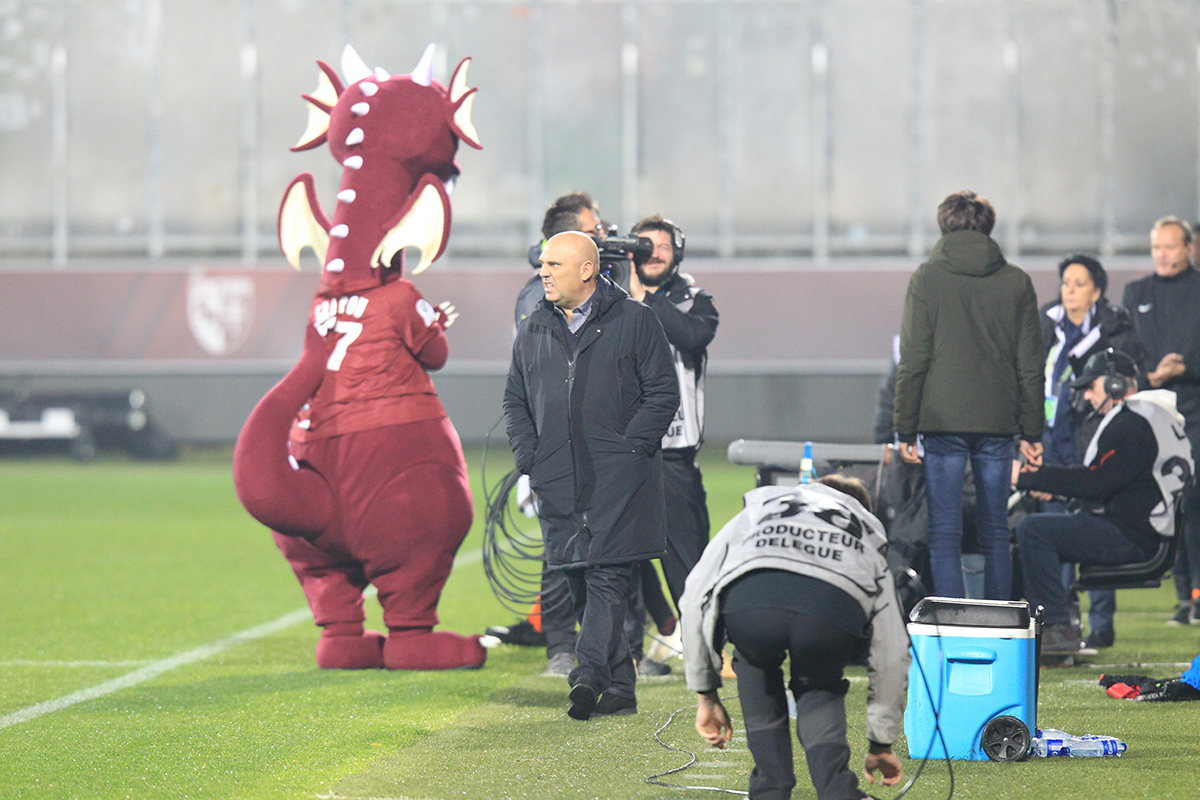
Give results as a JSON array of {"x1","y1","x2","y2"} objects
[{"x1": 279, "y1": 44, "x2": 481, "y2": 292}]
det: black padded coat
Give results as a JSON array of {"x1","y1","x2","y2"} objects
[{"x1": 504, "y1": 275, "x2": 680, "y2": 569}]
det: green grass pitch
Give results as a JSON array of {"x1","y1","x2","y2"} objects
[{"x1": 2, "y1": 446, "x2": 1199, "y2": 799}]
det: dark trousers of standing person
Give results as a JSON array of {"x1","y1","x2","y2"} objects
[
  {"x1": 1017, "y1": 512, "x2": 1145, "y2": 627},
  {"x1": 624, "y1": 562, "x2": 676, "y2": 662},
  {"x1": 565, "y1": 563, "x2": 637, "y2": 700},
  {"x1": 721, "y1": 571, "x2": 868, "y2": 800},
  {"x1": 661, "y1": 450, "x2": 711, "y2": 608},
  {"x1": 540, "y1": 566, "x2": 577, "y2": 658},
  {"x1": 923, "y1": 434, "x2": 1014, "y2": 600},
  {"x1": 1174, "y1": 475, "x2": 1200, "y2": 610}
]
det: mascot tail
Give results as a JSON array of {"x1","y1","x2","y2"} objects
[{"x1": 233, "y1": 324, "x2": 334, "y2": 539}]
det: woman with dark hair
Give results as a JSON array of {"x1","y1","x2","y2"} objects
[
  {"x1": 1041, "y1": 254, "x2": 1146, "y2": 466},
  {"x1": 1036, "y1": 253, "x2": 1146, "y2": 650}
]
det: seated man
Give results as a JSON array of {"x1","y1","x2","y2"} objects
[{"x1": 1016, "y1": 349, "x2": 1193, "y2": 657}]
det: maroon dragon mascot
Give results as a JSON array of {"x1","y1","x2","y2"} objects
[{"x1": 233, "y1": 44, "x2": 486, "y2": 670}]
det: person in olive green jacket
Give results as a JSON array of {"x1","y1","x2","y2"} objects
[{"x1": 894, "y1": 190, "x2": 1044, "y2": 602}]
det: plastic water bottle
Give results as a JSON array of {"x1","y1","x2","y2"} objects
[
  {"x1": 1032, "y1": 729, "x2": 1126, "y2": 757},
  {"x1": 799, "y1": 441, "x2": 815, "y2": 484}
]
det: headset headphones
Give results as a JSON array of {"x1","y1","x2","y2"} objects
[
  {"x1": 1096, "y1": 348, "x2": 1137, "y2": 401},
  {"x1": 634, "y1": 218, "x2": 686, "y2": 268},
  {"x1": 1104, "y1": 372, "x2": 1129, "y2": 402},
  {"x1": 661, "y1": 218, "x2": 686, "y2": 267}
]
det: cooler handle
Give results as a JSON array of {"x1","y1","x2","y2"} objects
[{"x1": 945, "y1": 647, "x2": 997, "y2": 664}]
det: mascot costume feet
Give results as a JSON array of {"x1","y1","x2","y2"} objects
[{"x1": 233, "y1": 44, "x2": 486, "y2": 671}]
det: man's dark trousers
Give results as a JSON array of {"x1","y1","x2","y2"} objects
[
  {"x1": 1017, "y1": 512, "x2": 1146, "y2": 627},
  {"x1": 661, "y1": 450, "x2": 711, "y2": 607},
  {"x1": 565, "y1": 563, "x2": 637, "y2": 699},
  {"x1": 1174, "y1": 429, "x2": 1200, "y2": 607},
  {"x1": 540, "y1": 566, "x2": 576, "y2": 657}
]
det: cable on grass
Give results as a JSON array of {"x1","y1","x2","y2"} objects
[
  {"x1": 479, "y1": 417, "x2": 570, "y2": 617},
  {"x1": 644, "y1": 696, "x2": 748, "y2": 796},
  {"x1": 890, "y1": 614, "x2": 955, "y2": 800},
  {"x1": 646, "y1": 636, "x2": 954, "y2": 800}
]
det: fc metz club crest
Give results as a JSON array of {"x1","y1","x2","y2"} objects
[{"x1": 187, "y1": 272, "x2": 256, "y2": 356}]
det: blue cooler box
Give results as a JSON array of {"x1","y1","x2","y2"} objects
[{"x1": 904, "y1": 597, "x2": 1039, "y2": 761}]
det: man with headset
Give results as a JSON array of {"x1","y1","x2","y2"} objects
[
  {"x1": 1016, "y1": 349, "x2": 1193, "y2": 657},
  {"x1": 627, "y1": 215, "x2": 720, "y2": 608}
]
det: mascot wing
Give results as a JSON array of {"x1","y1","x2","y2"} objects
[
  {"x1": 370, "y1": 175, "x2": 452, "y2": 274},
  {"x1": 278, "y1": 173, "x2": 332, "y2": 270}
]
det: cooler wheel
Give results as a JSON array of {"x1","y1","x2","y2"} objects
[{"x1": 981, "y1": 715, "x2": 1031, "y2": 762}]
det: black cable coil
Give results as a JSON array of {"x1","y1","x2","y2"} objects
[{"x1": 479, "y1": 419, "x2": 570, "y2": 618}]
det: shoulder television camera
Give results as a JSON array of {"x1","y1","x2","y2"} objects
[
  {"x1": 525, "y1": 225, "x2": 653, "y2": 293},
  {"x1": 597, "y1": 227, "x2": 653, "y2": 291}
]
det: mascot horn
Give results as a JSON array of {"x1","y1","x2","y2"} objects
[{"x1": 233, "y1": 44, "x2": 485, "y2": 671}]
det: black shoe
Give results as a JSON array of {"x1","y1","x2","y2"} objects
[
  {"x1": 1083, "y1": 629, "x2": 1114, "y2": 649},
  {"x1": 484, "y1": 619, "x2": 546, "y2": 647},
  {"x1": 593, "y1": 692, "x2": 638, "y2": 716},
  {"x1": 1041, "y1": 623, "x2": 1081, "y2": 656},
  {"x1": 567, "y1": 683, "x2": 597, "y2": 720}
]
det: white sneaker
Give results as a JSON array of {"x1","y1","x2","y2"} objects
[
  {"x1": 543, "y1": 652, "x2": 575, "y2": 676},
  {"x1": 646, "y1": 628, "x2": 683, "y2": 662}
]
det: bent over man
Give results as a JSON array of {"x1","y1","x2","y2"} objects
[
  {"x1": 504, "y1": 232, "x2": 679, "y2": 719},
  {"x1": 681, "y1": 476, "x2": 909, "y2": 800}
]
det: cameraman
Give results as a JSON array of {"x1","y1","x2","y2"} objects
[
  {"x1": 515, "y1": 193, "x2": 606, "y2": 330},
  {"x1": 628, "y1": 215, "x2": 719, "y2": 607}
]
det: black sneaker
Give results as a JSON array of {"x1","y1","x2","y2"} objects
[
  {"x1": 593, "y1": 692, "x2": 638, "y2": 716},
  {"x1": 1082, "y1": 629, "x2": 1114, "y2": 649},
  {"x1": 567, "y1": 683, "x2": 598, "y2": 720},
  {"x1": 484, "y1": 619, "x2": 547, "y2": 647}
]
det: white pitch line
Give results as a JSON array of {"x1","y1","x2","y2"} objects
[
  {"x1": 0, "y1": 607, "x2": 312, "y2": 731},
  {"x1": 0, "y1": 547, "x2": 485, "y2": 731},
  {"x1": 1, "y1": 661, "x2": 153, "y2": 668}
]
